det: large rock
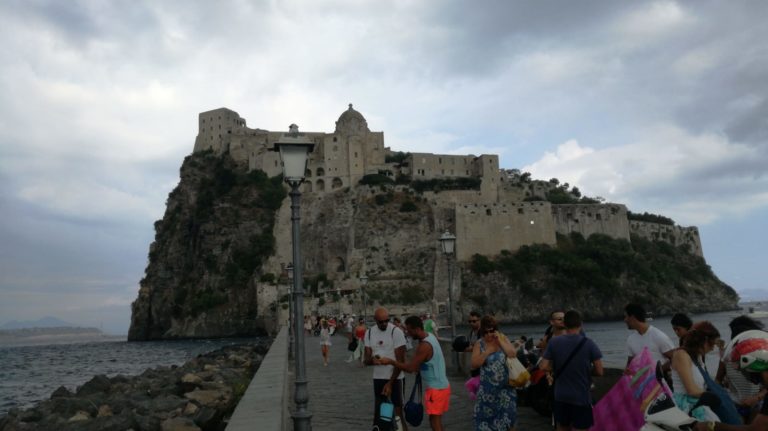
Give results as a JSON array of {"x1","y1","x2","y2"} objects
[{"x1": 76, "y1": 374, "x2": 111, "y2": 396}]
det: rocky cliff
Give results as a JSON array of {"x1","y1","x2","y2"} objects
[
  {"x1": 128, "y1": 151, "x2": 284, "y2": 340},
  {"x1": 129, "y1": 152, "x2": 739, "y2": 340}
]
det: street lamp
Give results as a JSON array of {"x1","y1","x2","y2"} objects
[
  {"x1": 286, "y1": 263, "x2": 294, "y2": 359},
  {"x1": 359, "y1": 274, "x2": 369, "y2": 322},
  {"x1": 274, "y1": 124, "x2": 314, "y2": 431},
  {"x1": 439, "y1": 230, "x2": 458, "y2": 371}
]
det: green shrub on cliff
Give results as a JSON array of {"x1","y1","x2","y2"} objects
[{"x1": 467, "y1": 232, "x2": 733, "y2": 305}]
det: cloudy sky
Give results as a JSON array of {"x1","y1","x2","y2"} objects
[{"x1": 1, "y1": 1, "x2": 766, "y2": 334}]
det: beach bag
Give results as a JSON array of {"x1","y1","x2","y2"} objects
[
  {"x1": 404, "y1": 373, "x2": 424, "y2": 427},
  {"x1": 348, "y1": 337, "x2": 358, "y2": 352},
  {"x1": 464, "y1": 375, "x2": 480, "y2": 400},
  {"x1": 695, "y1": 362, "x2": 742, "y2": 425},
  {"x1": 506, "y1": 355, "x2": 530, "y2": 387}
]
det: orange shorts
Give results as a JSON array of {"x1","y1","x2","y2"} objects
[{"x1": 425, "y1": 386, "x2": 451, "y2": 415}]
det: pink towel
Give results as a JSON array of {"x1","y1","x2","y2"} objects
[{"x1": 589, "y1": 347, "x2": 672, "y2": 431}]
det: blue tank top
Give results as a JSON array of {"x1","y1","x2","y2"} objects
[{"x1": 420, "y1": 334, "x2": 449, "y2": 389}]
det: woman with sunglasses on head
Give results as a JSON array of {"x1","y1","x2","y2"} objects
[{"x1": 471, "y1": 315, "x2": 520, "y2": 431}]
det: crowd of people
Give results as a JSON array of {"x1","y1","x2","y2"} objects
[{"x1": 302, "y1": 305, "x2": 768, "y2": 431}]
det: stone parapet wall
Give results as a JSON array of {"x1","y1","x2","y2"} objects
[
  {"x1": 629, "y1": 220, "x2": 703, "y2": 256},
  {"x1": 552, "y1": 203, "x2": 630, "y2": 241},
  {"x1": 455, "y1": 202, "x2": 557, "y2": 261}
]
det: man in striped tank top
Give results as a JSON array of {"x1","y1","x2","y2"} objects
[{"x1": 376, "y1": 315, "x2": 451, "y2": 430}]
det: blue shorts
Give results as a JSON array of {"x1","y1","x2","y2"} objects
[{"x1": 553, "y1": 400, "x2": 593, "y2": 429}]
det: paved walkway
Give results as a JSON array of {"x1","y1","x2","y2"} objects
[{"x1": 289, "y1": 332, "x2": 551, "y2": 431}]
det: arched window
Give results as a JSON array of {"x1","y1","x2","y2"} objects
[
  {"x1": 334, "y1": 257, "x2": 345, "y2": 273},
  {"x1": 332, "y1": 177, "x2": 343, "y2": 189},
  {"x1": 317, "y1": 167, "x2": 325, "y2": 176},
  {"x1": 316, "y1": 179, "x2": 325, "y2": 192},
  {"x1": 305, "y1": 169, "x2": 312, "y2": 178}
]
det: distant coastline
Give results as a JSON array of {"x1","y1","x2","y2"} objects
[{"x1": 0, "y1": 327, "x2": 125, "y2": 347}]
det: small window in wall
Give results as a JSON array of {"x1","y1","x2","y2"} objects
[
  {"x1": 333, "y1": 137, "x2": 337, "y2": 142},
  {"x1": 486, "y1": 209, "x2": 492, "y2": 216},
  {"x1": 596, "y1": 213, "x2": 602, "y2": 220},
  {"x1": 354, "y1": 152, "x2": 358, "y2": 158},
  {"x1": 439, "y1": 158, "x2": 442, "y2": 164},
  {"x1": 518, "y1": 208, "x2": 524, "y2": 214}
]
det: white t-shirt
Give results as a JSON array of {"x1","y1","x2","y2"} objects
[
  {"x1": 626, "y1": 325, "x2": 675, "y2": 365},
  {"x1": 365, "y1": 323, "x2": 407, "y2": 380}
]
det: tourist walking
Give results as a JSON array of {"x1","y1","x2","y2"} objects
[
  {"x1": 354, "y1": 317, "x2": 367, "y2": 364},
  {"x1": 320, "y1": 319, "x2": 332, "y2": 366},
  {"x1": 670, "y1": 321, "x2": 723, "y2": 421},
  {"x1": 470, "y1": 315, "x2": 519, "y2": 431},
  {"x1": 624, "y1": 303, "x2": 676, "y2": 372},
  {"x1": 424, "y1": 313, "x2": 439, "y2": 337},
  {"x1": 540, "y1": 310, "x2": 604, "y2": 431},
  {"x1": 364, "y1": 308, "x2": 408, "y2": 429},
  {"x1": 376, "y1": 315, "x2": 451, "y2": 431}
]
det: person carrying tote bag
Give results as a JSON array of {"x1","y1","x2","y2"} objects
[{"x1": 470, "y1": 315, "x2": 519, "y2": 431}]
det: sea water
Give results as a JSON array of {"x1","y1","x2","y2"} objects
[{"x1": 0, "y1": 337, "x2": 264, "y2": 416}]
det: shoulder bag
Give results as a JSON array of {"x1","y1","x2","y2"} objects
[
  {"x1": 403, "y1": 373, "x2": 424, "y2": 427},
  {"x1": 694, "y1": 362, "x2": 742, "y2": 425}
]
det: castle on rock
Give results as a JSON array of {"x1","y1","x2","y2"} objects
[{"x1": 192, "y1": 105, "x2": 702, "y2": 261}]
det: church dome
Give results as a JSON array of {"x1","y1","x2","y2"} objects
[{"x1": 335, "y1": 104, "x2": 370, "y2": 134}]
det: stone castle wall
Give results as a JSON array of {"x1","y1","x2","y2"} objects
[
  {"x1": 552, "y1": 204, "x2": 631, "y2": 241},
  {"x1": 630, "y1": 221, "x2": 703, "y2": 256},
  {"x1": 455, "y1": 202, "x2": 557, "y2": 261}
]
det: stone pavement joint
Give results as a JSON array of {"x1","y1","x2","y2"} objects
[{"x1": 288, "y1": 333, "x2": 552, "y2": 431}]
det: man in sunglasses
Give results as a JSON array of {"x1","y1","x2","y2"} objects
[
  {"x1": 365, "y1": 307, "x2": 408, "y2": 429},
  {"x1": 466, "y1": 311, "x2": 483, "y2": 377}
]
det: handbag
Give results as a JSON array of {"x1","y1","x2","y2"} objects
[
  {"x1": 348, "y1": 337, "x2": 358, "y2": 352},
  {"x1": 506, "y1": 355, "x2": 531, "y2": 387},
  {"x1": 373, "y1": 395, "x2": 395, "y2": 431},
  {"x1": 695, "y1": 362, "x2": 742, "y2": 425},
  {"x1": 403, "y1": 373, "x2": 424, "y2": 427}
]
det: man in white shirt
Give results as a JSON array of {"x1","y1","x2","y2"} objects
[
  {"x1": 365, "y1": 307, "x2": 408, "y2": 429},
  {"x1": 624, "y1": 303, "x2": 676, "y2": 378}
]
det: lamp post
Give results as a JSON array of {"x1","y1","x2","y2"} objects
[
  {"x1": 274, "y1": 124, "x2": 314, "y2": 431},
  {"x1": 359, "y1": 274, "x2": 368, "y2": 322},
  {"x1": 286, "y1": 263, "x2": 294, "y2": 359},
  {"x1": 439, "y1": 230, "x2": 458, "y2": 371}
]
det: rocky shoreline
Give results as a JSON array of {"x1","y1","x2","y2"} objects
[{"x1": 0, "y1": 339, "x2": 271, "y2": 431}]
